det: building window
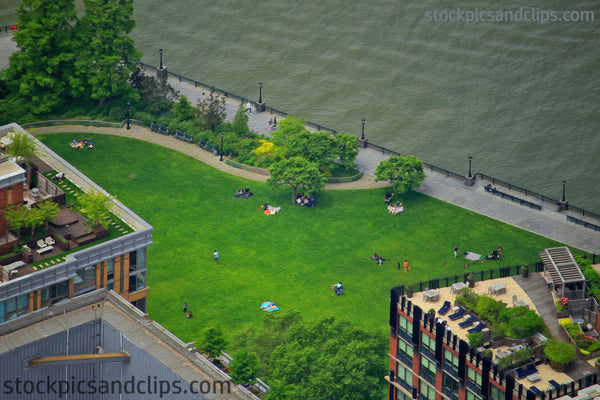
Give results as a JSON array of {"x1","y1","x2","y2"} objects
[
  {"x1": 396, "y1": 362, "x2": 413, "y2": 392},
  {"x1": 467, "y1": 367, "x2": 482, "y2": 393},
  {"x1": 420, "y1": 355, "x2": 436, "y2": 385},
  {"x1": 442, "y1": 372, "x2": 459, "y2": 400},
  {"x1": 420, "y1": 381, "x2": 436, "y2": 400},
  {"x1": 489, "y1": 384, "x2": 504, "y2": 400},
  {"x1": 129, "y1": 271, "x2": 146, "y2": 292},
  {"x1": 75, "y1": 266, "x2": 96, "y2": 283},
  {"x1": 397, "y1": 390, "x2": 412, "y2": 400},
  {"x1": 107, "y1": 259, "x2": 114, "y2": 280},
  {"x1": 129, "y1": 249, "x2": 146, "y2": 272},
  {"x1": 41, "y1": 281, "x2": 69, "y2": 306},
  {"x1": 397, "y1": 339, "x2": 414, "y2": 367},
  {"x1": 0, "y1": 294, "x2": 28, "y2": 322},
  {"x1": 444, "y1": 350, "x2": 459, "y2": 376},
  {"x1": 466, "y1": 390, "x2": 482, "y2": 400},
  {"x1": 399, "y1": 316, "x2": 413, "y2": 340},
  {"x1": 421, "y1": 332, "x2": 436, "y2": 358}
]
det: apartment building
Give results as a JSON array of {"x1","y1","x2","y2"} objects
[{"x1": 0, "y1": 123, "x2": 153, "y2": 324}]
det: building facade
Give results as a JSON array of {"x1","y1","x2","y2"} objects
[
  {"x1": 387, "y1": 290, "x2": 599, "y2": 400},
  {"x1": 0, "y1": 123, "x2": 153, "y2": 324}
]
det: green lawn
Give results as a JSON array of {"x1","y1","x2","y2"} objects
[{"x1": 40, "y1": 133, "x2": 565, "y2": 342}]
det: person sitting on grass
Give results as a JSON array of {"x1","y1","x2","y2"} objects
[{"x1": 387, "y1": 202, "x2": 404, "y2": 215}]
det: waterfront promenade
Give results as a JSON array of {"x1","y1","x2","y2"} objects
[{"x1": 2, "y1": 31, "x2": 599, "y2": 253}]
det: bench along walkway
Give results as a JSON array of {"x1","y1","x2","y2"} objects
[{"x1": 485, "y1": 185, "x2": 542, "y2": 211}]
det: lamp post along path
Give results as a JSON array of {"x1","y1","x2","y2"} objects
[{"x1": 220, "y1": 132, "x2": 224, "y2": 162}]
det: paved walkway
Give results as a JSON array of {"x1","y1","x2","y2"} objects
[{"x1": 3, "y1": 31, "x2": 599, "y2": 253}]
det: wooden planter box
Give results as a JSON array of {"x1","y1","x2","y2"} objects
[
  {"x1": 549, "y1": 360, "x2": 569, "y2": 372},
  {"x1": 556, "y1": 310, "x2": 569, "y2": 318}
]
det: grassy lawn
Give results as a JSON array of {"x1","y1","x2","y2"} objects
[{"x1": 40, "y1": 133, "x2": 565, "y2": 342}]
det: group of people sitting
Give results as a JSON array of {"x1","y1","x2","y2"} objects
[
  {"x1": 70, "y1": 139, "x2": 95, "y2": 149},
  {"x1": 295, "y1": 193, "x2": 315, "y2": 207},
  {"x1": 329, "y1": 281, "x2": 343, "y2": 295},
  {"x1": 235, "y1": 188, "x2": 253, "y2": 199},
  {"x1": 486, "y1": 245, "x2": 503, "y2": 260},
  {"x1": 261, "y1": 204, "x2": 281, "y2": 215},
  {"x1": 387, "y1": 202, "x2": 404, "y2": 215},
  {"x1": 371, "y1": 253, "x2": 390, "y2": 265}
]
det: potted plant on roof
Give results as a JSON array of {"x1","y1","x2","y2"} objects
[
  {"x1": 521, "y1": 263, "x2": 529, "y2": 278},
  {"x1": 467, "y1": 273, "x2": 475, "y2": 288},
  {"x1": 544, "y1": 339, "x2": 576, "y2": 372},
  {"x1": 406, "y1": 285, "x2": 414, "y2": 298},
  {"x1": 556, "y1": 297, "x2": 569, "y2": 318}
]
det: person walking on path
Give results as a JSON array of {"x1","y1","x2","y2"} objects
[
  {"x1": 403, "y1": 260, "x2": 410, "y2": 272},
  {"x1": 214, "y1": 250, "x2": 219, "y2": 264},
  {"x1": 183, "y1": 302, "x2": 187, "y2": 313},
  {"x1": 246, "y1": 101, "x2": 252, "y2": 114},
  {"x1": 454, "y1": 245, "x2": 458, "y2": 258}
]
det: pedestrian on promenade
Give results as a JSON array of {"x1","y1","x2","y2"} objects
[
  {"x1": 183, "y1": 301, "x2": 187, "y2": 313},
  {"x1": 454, "y1": 245, "x2": 458, "y2": 258},
  {"x1": 214, "y1": 250, "x2": 219, "y2": 265},
  {"x1": 268, "y1": 118, "x2": 273, "y2": 130},
  {"x1": 273, "y1": 116, "x2": 277, "y2": 127},
  {"x1": 246, "y1": 101, "x2": 252, "y2": 114}
]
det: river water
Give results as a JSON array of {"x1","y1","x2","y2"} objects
[{"x1": 2, "y1": 0, "x2": 599, "y2": 212}]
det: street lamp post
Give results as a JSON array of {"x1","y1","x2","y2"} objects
[
  {"x1": 220, "y1": 132, "x2": 224, "y2": 162},
  {"x1": 159, "y1": 48, "x2": 164, "y2": 69},
  {"x1": 467, "y1": 156, "x2": 472, "y2": 178},
  {"x1": 126, "y1": 101, "x2": 131, "y2": 130},
  {"x1": 258, "y1": 82, "x2": 263, "y2": 104},
  {"x1": 361, "y1": 118, "x2": 366, "y2": 140},
  {"x1": 561, "y1": 180, "x2": 567, "y2": 202}
]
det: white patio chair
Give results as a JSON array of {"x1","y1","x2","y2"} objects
[
  {"x1": 45, "y1": 236, "x2": 55, "y2": 246},
  {"x1": 37, "y1": 239, "x2": 47, "y2": 248}
]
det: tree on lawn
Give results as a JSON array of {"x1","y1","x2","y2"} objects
[
  {"x1": 2, "y1": 0, "x2": 77, "y2": 114},
  {"x1": 267, "y1": 317, "x2": 386, "y2": 400},
  {"x1": 374, "y1": 155, "x2": 426, "y2": 194},
  {"x1": 271, "y1": 116, "x2": 306, "y2": 146},
  {"x1": 197, "y1": 323, "x2": 228, "y2": 362},
  {"x1": 232, "y1": 104, "x2": 250, "y2": 135},
  {"x1": 73, "y1": 0, "x2": 141, "y2": 105},
  {"x1": 197, "y1": 94, "x2": 227, "y2": 131},
  {"x1": 129, "y1": 68, "x2": 178, "y2": 114},
  {"x1": 335, "y1": 132, "x2": 359, "y2": 171},
  {"x1": 268, "y1": 157, "x2": 326, "y2": 203},
  {"x1": 37, "y1": 200, "x2": 60, "y2": 232},
  {"x1": 174, "y1": 95, "x2": 195, "y2": 121},
  {"x1": 5, "y1": 130, "x2": 37, "y2": 164},
  {"x1": 5, "y1": 206, "x2": 28, "y2": 242},
  {"x1": 229, "y1": 350, "x2": 259, "y2": 386},
  {"x1": 287, "y1": 131, "x2": 337, "y2": 169},
  {"x1": 24, "y1": 207, "x2": 44, "y2": 237},
  {"x1": 78, "y1": 190, "x2": 114, "y2": 232}
]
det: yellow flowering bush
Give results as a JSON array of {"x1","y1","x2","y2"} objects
[{"x1": 252, "y1": 140, "x2": 274, "y2": 155}]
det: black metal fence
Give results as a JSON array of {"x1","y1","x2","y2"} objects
[{"x1": 391, "y1": 262, "x2": 545, "y2": 296}]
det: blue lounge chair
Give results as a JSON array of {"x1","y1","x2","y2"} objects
[
  {"x1": 529, "y1": 386, "x2": 541, "y2": 395},
  {"x1": 459, "y1": 315, "x2": 476, "y2": 328},
  {"x1": 438, "y1": 301, "x2": 451, "y2": 315},
  {"x1": 549, "y1": 380, "x2": 560, "y2": 389},
  {"x1": 468, "y1": 322, "x2": 484, "y2": 333},
  {"x1": 449, "y1": 307, "x2": 465, "y2": 320}
]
